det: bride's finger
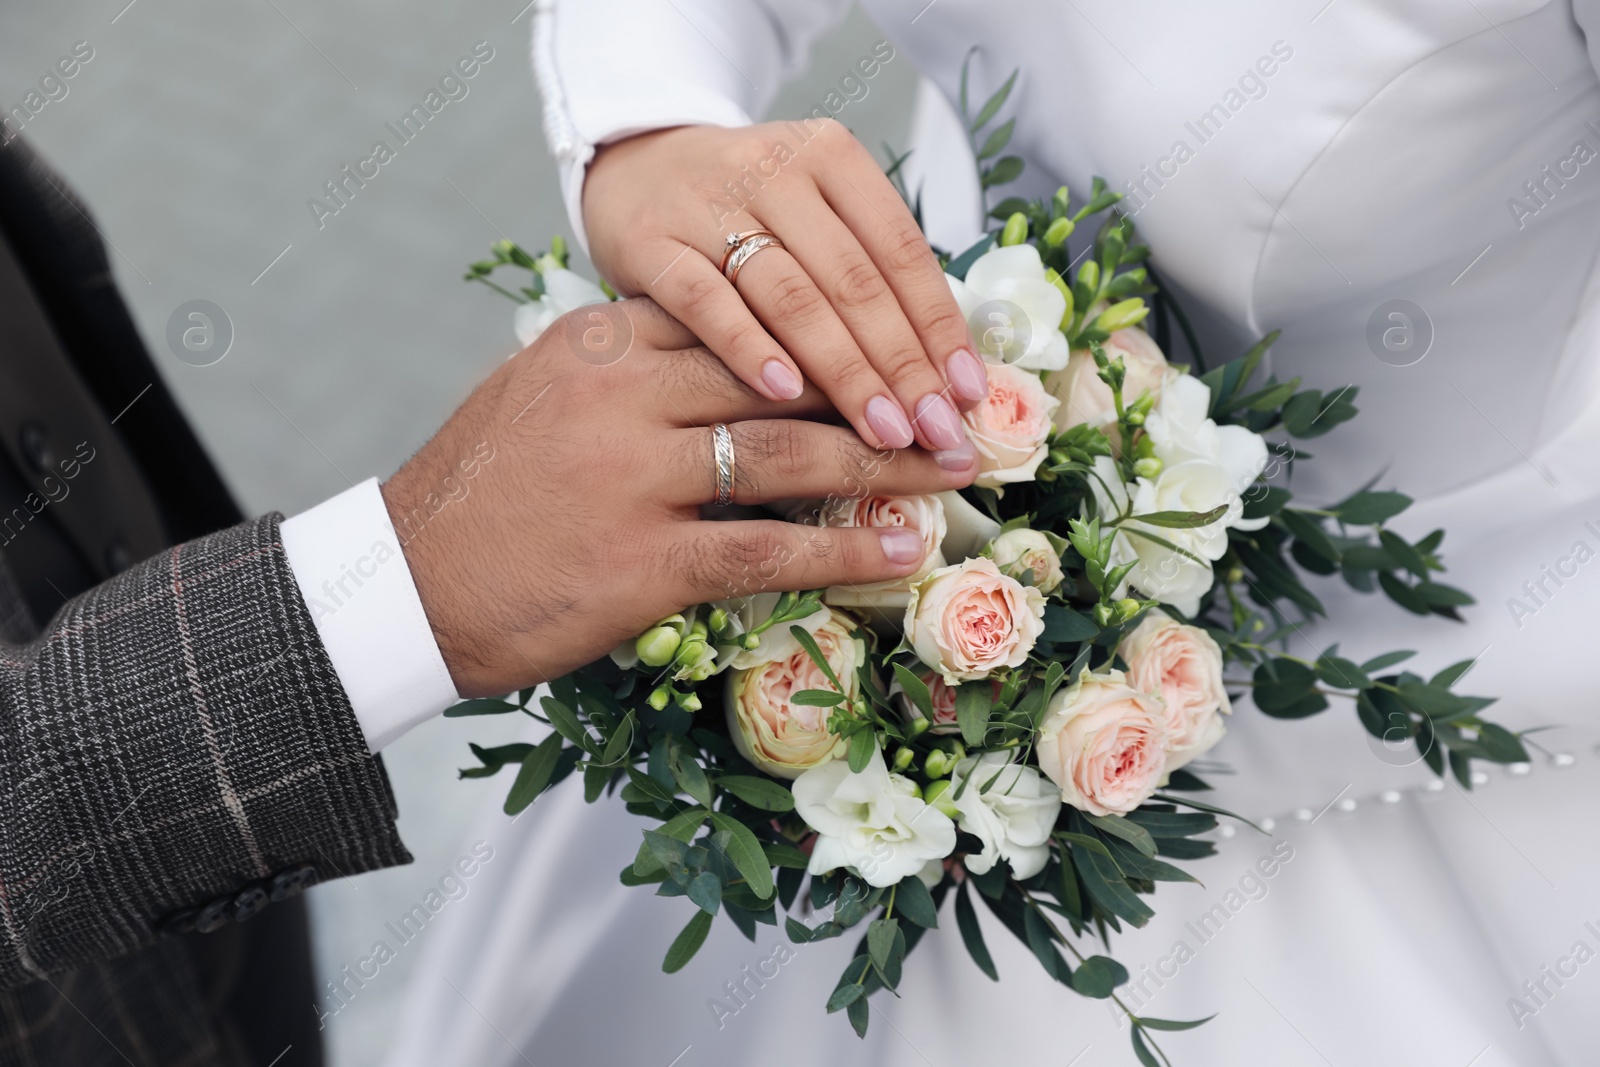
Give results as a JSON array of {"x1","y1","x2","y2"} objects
[
  {"x1": 669, "y1": 419, "x2": 977, "y2": 508},
  {"x1": 640, "y1": 239, "x2": 809, "y2": 403},
  {"x1": 669, "y1": 517, "x2": 933, "y2": 605}
]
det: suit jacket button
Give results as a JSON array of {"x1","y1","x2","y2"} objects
[
  {"x1": 268, "y1": 863, "x2": 319, "y2": 902},
  {"x1": 156, "y1": 907, "x2": 199, "y2": 938},
  {"x1": 233, "y1": 885, "x2": 269, "y2": 923},
  {"x1": 194, "y1": 896, "x2": 233, "y2": 934}
]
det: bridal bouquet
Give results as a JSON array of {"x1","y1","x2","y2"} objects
[{"x1": 453, "y1": 78, "x2": 1527, "y2": 1065}]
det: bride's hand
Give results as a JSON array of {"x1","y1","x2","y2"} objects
[
  {"x1": 384, "y1": 298, "x2": 979, "y2": 698},
  {"x1": 583, "y1": 120, "x2": 987, "y2": 454}
]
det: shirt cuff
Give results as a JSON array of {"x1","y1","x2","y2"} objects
[{"x1": 279, "y1": 478, "x2": 460, "y2": 752}]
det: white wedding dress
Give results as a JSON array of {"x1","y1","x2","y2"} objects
[{"x1": 385, "y1": 2, "x2": 1600, "y2": 1063}]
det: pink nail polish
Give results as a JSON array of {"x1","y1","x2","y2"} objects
[
  {"x1": 933, "y1": 439, "x2": 977, "y2": 471},
  {"x1": 946, "y1": 347, "x2": 989, "y2": 402},
  {"x1": 866, "y1": 395, "x2": 915, "y2": 449},
  {"x1": 914, "y1": 394, "x2": 966, "y2": 451},
  {"x1": 879, "y1": 527, "x2": 925, "y2": 565},
  {"x1": 761, "y1": 359, "x2": 803, "y2": 400}
]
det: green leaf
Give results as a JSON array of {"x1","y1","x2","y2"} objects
[
  {"x1": 443, "y1": 697, "x2": 520, "y2": 717},
  {"x1": 1072, "y1": 955, "x2": 1128, "y2": 998},
  {"x1": 1251, "y1": 659, "x2": 1318, "y2": 714},
  {"x1": 582, "y1": 762, "x2": 609, "y2": 802},
  {"x1": 717, "y1": 775, "x2": 795, "y2": 812},
  {"x1": 1023, "y1": 905, "x2": 1070, "y2": 981},
  {"x1": 827, "y1": 959, "x2": 868, "y2": 1012},
  {"x1": 667, "y1": 740, "x2": 714, "y2": 809},
  {"x1": 1056, "y1": 831, "x2": 1115, "y2": 860},
  {"x1": 892, "y1": 663, "x2": 934, "y2": 719},
  {"x1": 1335, "y1": 490, "x2": 1412, "y2": 526},
  {"x1": 503, "y1": 733, "x2": 564, "y2": 815},
  {"x1": 868, "y1": 917, "x2": 899, "y2": 972},
  {"x1": 1072, "y1": 844, "x2": 1154, "y2": 927},
  {"x1": 1281, "y1": 510, "x2": 1340, "y2": 563},
  {"x1": 599, "y1": 710, "x2": 635, "y2": 765},
  {"x1": 632, "y1": 806, "x2": 708, "y2": 877},
  {"x1": 847, "y1": 729, "x2": 877, "y2": 773},
  {"x1": 894, "y1": 873, "x2": 940, "y2": 929},
  {"x1": 1314, "y1": 655, "x2": 1372, "y2": 690},
  {"x1": 708, "y1": 812, "x2": 775, "y2": 900},
  {"x1": 1430, "y1": 659, "x2": 1479, "y2": 689},
  {"x1": 790, "y1": 625, "x2": 842, "y2": 690},
  {"x1": 1416, "y1": 581, "x2": 1474, "y2": 608},
  {"x1": 955, "y1": 884, "x2": 998, "y2": 980},
  {"x1": 662, "y1": 910, "x2": 713, "y2": 973},
  {"x1": 969, "y1": 69, "x2": 1019, "y2": 131},
  {"x1": 458, "y1": 741, "x2": 535, "y2": 779},
  {"x1": 1137, "y1": 1014, "x2": 1217, "y2": 1031},
  {"x1": 625, "y1": 766, "x2": 680, "y2": 805},
  {"x1": 791, "y1": 689, "x2": 846, "y2": 707},
  {"x1": 687, "y1": 871, "x2": 722, "y2": 916},
  {"x1": 541, "y1": 697, "x2": 591, "y2": 751},
  {"x1": 976, "y1": 117, "x2": 1015, "y2": 160},
  {"x1": 1132, "y1": 1027, "x2": 1161, "y2": 1067},
  {"x1": 982, "y1": 155, "x2": 1025, "y2": 188},
  {"x1": 1379, "y1": 571, "x2": 1432, "y2": 615},
  {"x1": 1043, "y1": 605, "x2": 1100, "y2": 642},
  {"x1": 957, "y1": 681, "x2": 994, "y2": 747},
  {"x1": 1126, "y1": 505, "x2": 1229, "y2": 529},
  {"x1": 1379, "y1": 529, "x2": 1430, "y2": 577},
  {"x1": 763, "y1": 839, "x2": 811, "y2": 869},
  {"x1": 1360, "y1": 650, "x2": 1416, "y2": 672},
  {"x1": 1086, "y1": 813, "x2": 1157, "y2": 857},
  {"x1": 944, "y1": 232, "x2": 997, "y2": 281}
]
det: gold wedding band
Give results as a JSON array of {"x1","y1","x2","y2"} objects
[
  {"x1": 717, "y1": 229, "x2": 776, "y2": 275},
  {"x1": 711, "y1": 422, "x2": 736, "y2": 506},
  {"x1": 720, "y1": 230, "x2": 785, "y2": 285}
]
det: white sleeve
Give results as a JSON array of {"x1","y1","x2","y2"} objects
[
  {"x1": 279, "y1": 478, "x2": 460, "y2": 753},
  {"x1": 532, "y1": 0, "x2": 852, "y2": 252}
]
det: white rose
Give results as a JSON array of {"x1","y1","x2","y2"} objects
[
  {"x1": 949, "y1": 751, "x2": 1062, "y2": 879},
  {"x1": 512, "y1": 267, "x2": 610, "y2": 347},
  {"x1": 793, "y1": 747, "x2": 957, "y2": 888},
  {"x1": 945, "y1": 244, "x2": 1070, "y2": 372},
  {"x1": 904, "y1": 557, "x2": 1047, "y2": 684},
  {"x1": 1119, "y1": 610, "x2": 1230, "y2": 770},
  {"x1": 989, "y1": 527, "x2": 1065, "y2": 594},
  {"x1": 1045, "y1": 327, "x2": 1169, "y2": 440}
]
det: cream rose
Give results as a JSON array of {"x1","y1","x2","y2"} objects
[
  {"x1": 963, "y1": 362, "x2": 1060, "y2": 489},
  {"x1": 1120, "y1": 611, "x2": 1229, "y2": 770},
  {"x1": 1045, "y1": 327, "x2": 1168, "y2": 439},
  {"x1": 819, "y1": 494, "x2": 946, "y2": 612},
  {"x1": 1036, "y1": 669, "x2": 1169, "y2": 816},
  {"x1": 904, "y1": 557, "x2": 1046, "y2": 684},
  {"x1": 725, "y1": 608, "x2": 861, "y2": 778},
  {"x1": 989, "y1": 527, "x2": 1065, "y2": 594}
]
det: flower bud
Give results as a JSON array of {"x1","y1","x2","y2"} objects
[
  {"x1": 708, "y1": 607, "x2": 731, "y2": 635},
  {"x1": 635, "y1": 626, "x2": 682, "y2": 667},
  {"x1": 1132, "y1": 456, "x2": 1162, "y2": 479},
  {"x1": 1091, "y1": 297, "x2": 1150, "y2": 335},
  {"x1": 1043, "y1": 217, "x2": 1075, "y2": 248},
  {"x1": 740, "y1": 632, "x2": 761, "y2": 651},
  {"x1": 1115, "y1": 598, "x2": 1143, "y2": 623},
  {"x1": 1093, "y1": 602, "x2": 1115, "y2": 627},
  {"x1": 678, "y1": 690, "x2": 703, "y2": 712},
  {"x1": 550, "y1": 235, "x2": 568, "y2": 264},
  {"x1": 923, "y1": 778, "x2": 961, "y2": 818},
  {"x1": 1052, "y1": 185, "x2": 1071, "y2": 218},
  {"x1": 892, "y1": 746, "x2": 916, "y2": 772},
  {"x1": 1077, "y1": 260, "x2": 1100, "y2": 294},
  {"x1": 648, "y1": 686, "x2": 671, "y2": 711},
  {"x1": 906, "y1": 717, "x2": 932, "y2": 738},
  {"x1": 1045, "y1": 268, "x2": 1076, "y2": 330},
  {"x1": 924, "y1": 750, "x2": 953, "y2": 779},
  {"x1": 1124, "y1": 409, "x2": 1146, "y2": 426},
  {"x1": 1000, "y1": 212, "x2": 1029, "y2": 247}
]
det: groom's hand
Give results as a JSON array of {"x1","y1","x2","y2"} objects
[{"x1": 383, "y1": 299, "x2": 979, "y2": 697}]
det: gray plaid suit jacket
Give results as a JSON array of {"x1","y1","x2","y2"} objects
[{"x1": 0, "y1": 517, "x2": 412, "y2": 1065}]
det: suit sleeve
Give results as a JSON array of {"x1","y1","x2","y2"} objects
[
  {"x1": 532, "y1": 0, "x2": 853, "y2": 251},
  {"x1": 0, "y1": 513, "x2": 411, "y2": 989}
]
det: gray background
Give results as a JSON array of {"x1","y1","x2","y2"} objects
[{"x1": 0, "y1": 2, "x2": 915, "y2": 1064}]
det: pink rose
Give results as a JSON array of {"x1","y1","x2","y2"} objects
[
  {"x1": 1119, "y1": 611, "x2": 1229, "y2": 770},
  {"x1": 1045, "y1": 327, "x2": 1168, "y2": 444},
  {"x1": 817, "y1": 494, "x2": 946, "y2": 611},
  {"x1": 726, "y1": 608, "x2": 861, "y2": 779},
  {"x1": 904, "y1": 557, "x2": 1046, "y2": 684},
  {"x1": 894, "y1": 673, "x2": 1003, "y2": 734},
  {"x1": 963, "y1": 362, "x2": 1060, "y2": 489},
  {"x1": 1036, "y1": 670, "x2": 1169, "y2": 816}
]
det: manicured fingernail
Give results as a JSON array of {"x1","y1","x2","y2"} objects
[
  {"x1": 879, "y1": 527, "x2": 925, "y2": 565},
  {"x1": 866, "y1": 395, "x2": 915, "y2": 449},
  {"x1": 933, "y1": 439, "x2": 978, "y2": 471},
  {"x1": 761, "y1": 359, "x2": 803, "y2": 400},
  {"x1": 914, "y1": 393, "x2": 966, "y2": 451},
  {"x1": 946, "y1": 347, "x2": 989, "y2": 402}
]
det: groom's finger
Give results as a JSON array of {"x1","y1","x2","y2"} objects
[
  {"x1": 671, "y1": 420, "x2": 977, "y2": 507},
  {"x1": 670, "y1": 518, "x2": 933, "y2": 604},
  {"x1": 648, "y1": 346, "x2": 834, "y2": 425}
]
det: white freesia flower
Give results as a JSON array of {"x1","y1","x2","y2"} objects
[
  {"x1": 1144, "y1": 373, "x2": 1270, "y2": 525},
  {"x1": 949, "y1": 751, "x2": 1061, "y2": 879},
  {"x1": 1087, "y1": 455, "x2": 1227, "y2": 616},
  {"x1": 512, "y1": 266, "x2": 610, "y2": 347},
  {"x1": 794, "y1": 748, "x2": 957, "y2": 888},
  {"x1": 945, "y1": 244, "x2": 1070, "y2": 372}
]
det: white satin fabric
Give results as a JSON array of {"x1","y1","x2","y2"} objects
[{"x1": 385, "y1": 2, "x2": 1600, "y2": 1063}]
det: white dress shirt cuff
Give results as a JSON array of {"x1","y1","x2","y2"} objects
[{"x1": 279, "y1": 478, "x2": 460, "y2": 752}]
